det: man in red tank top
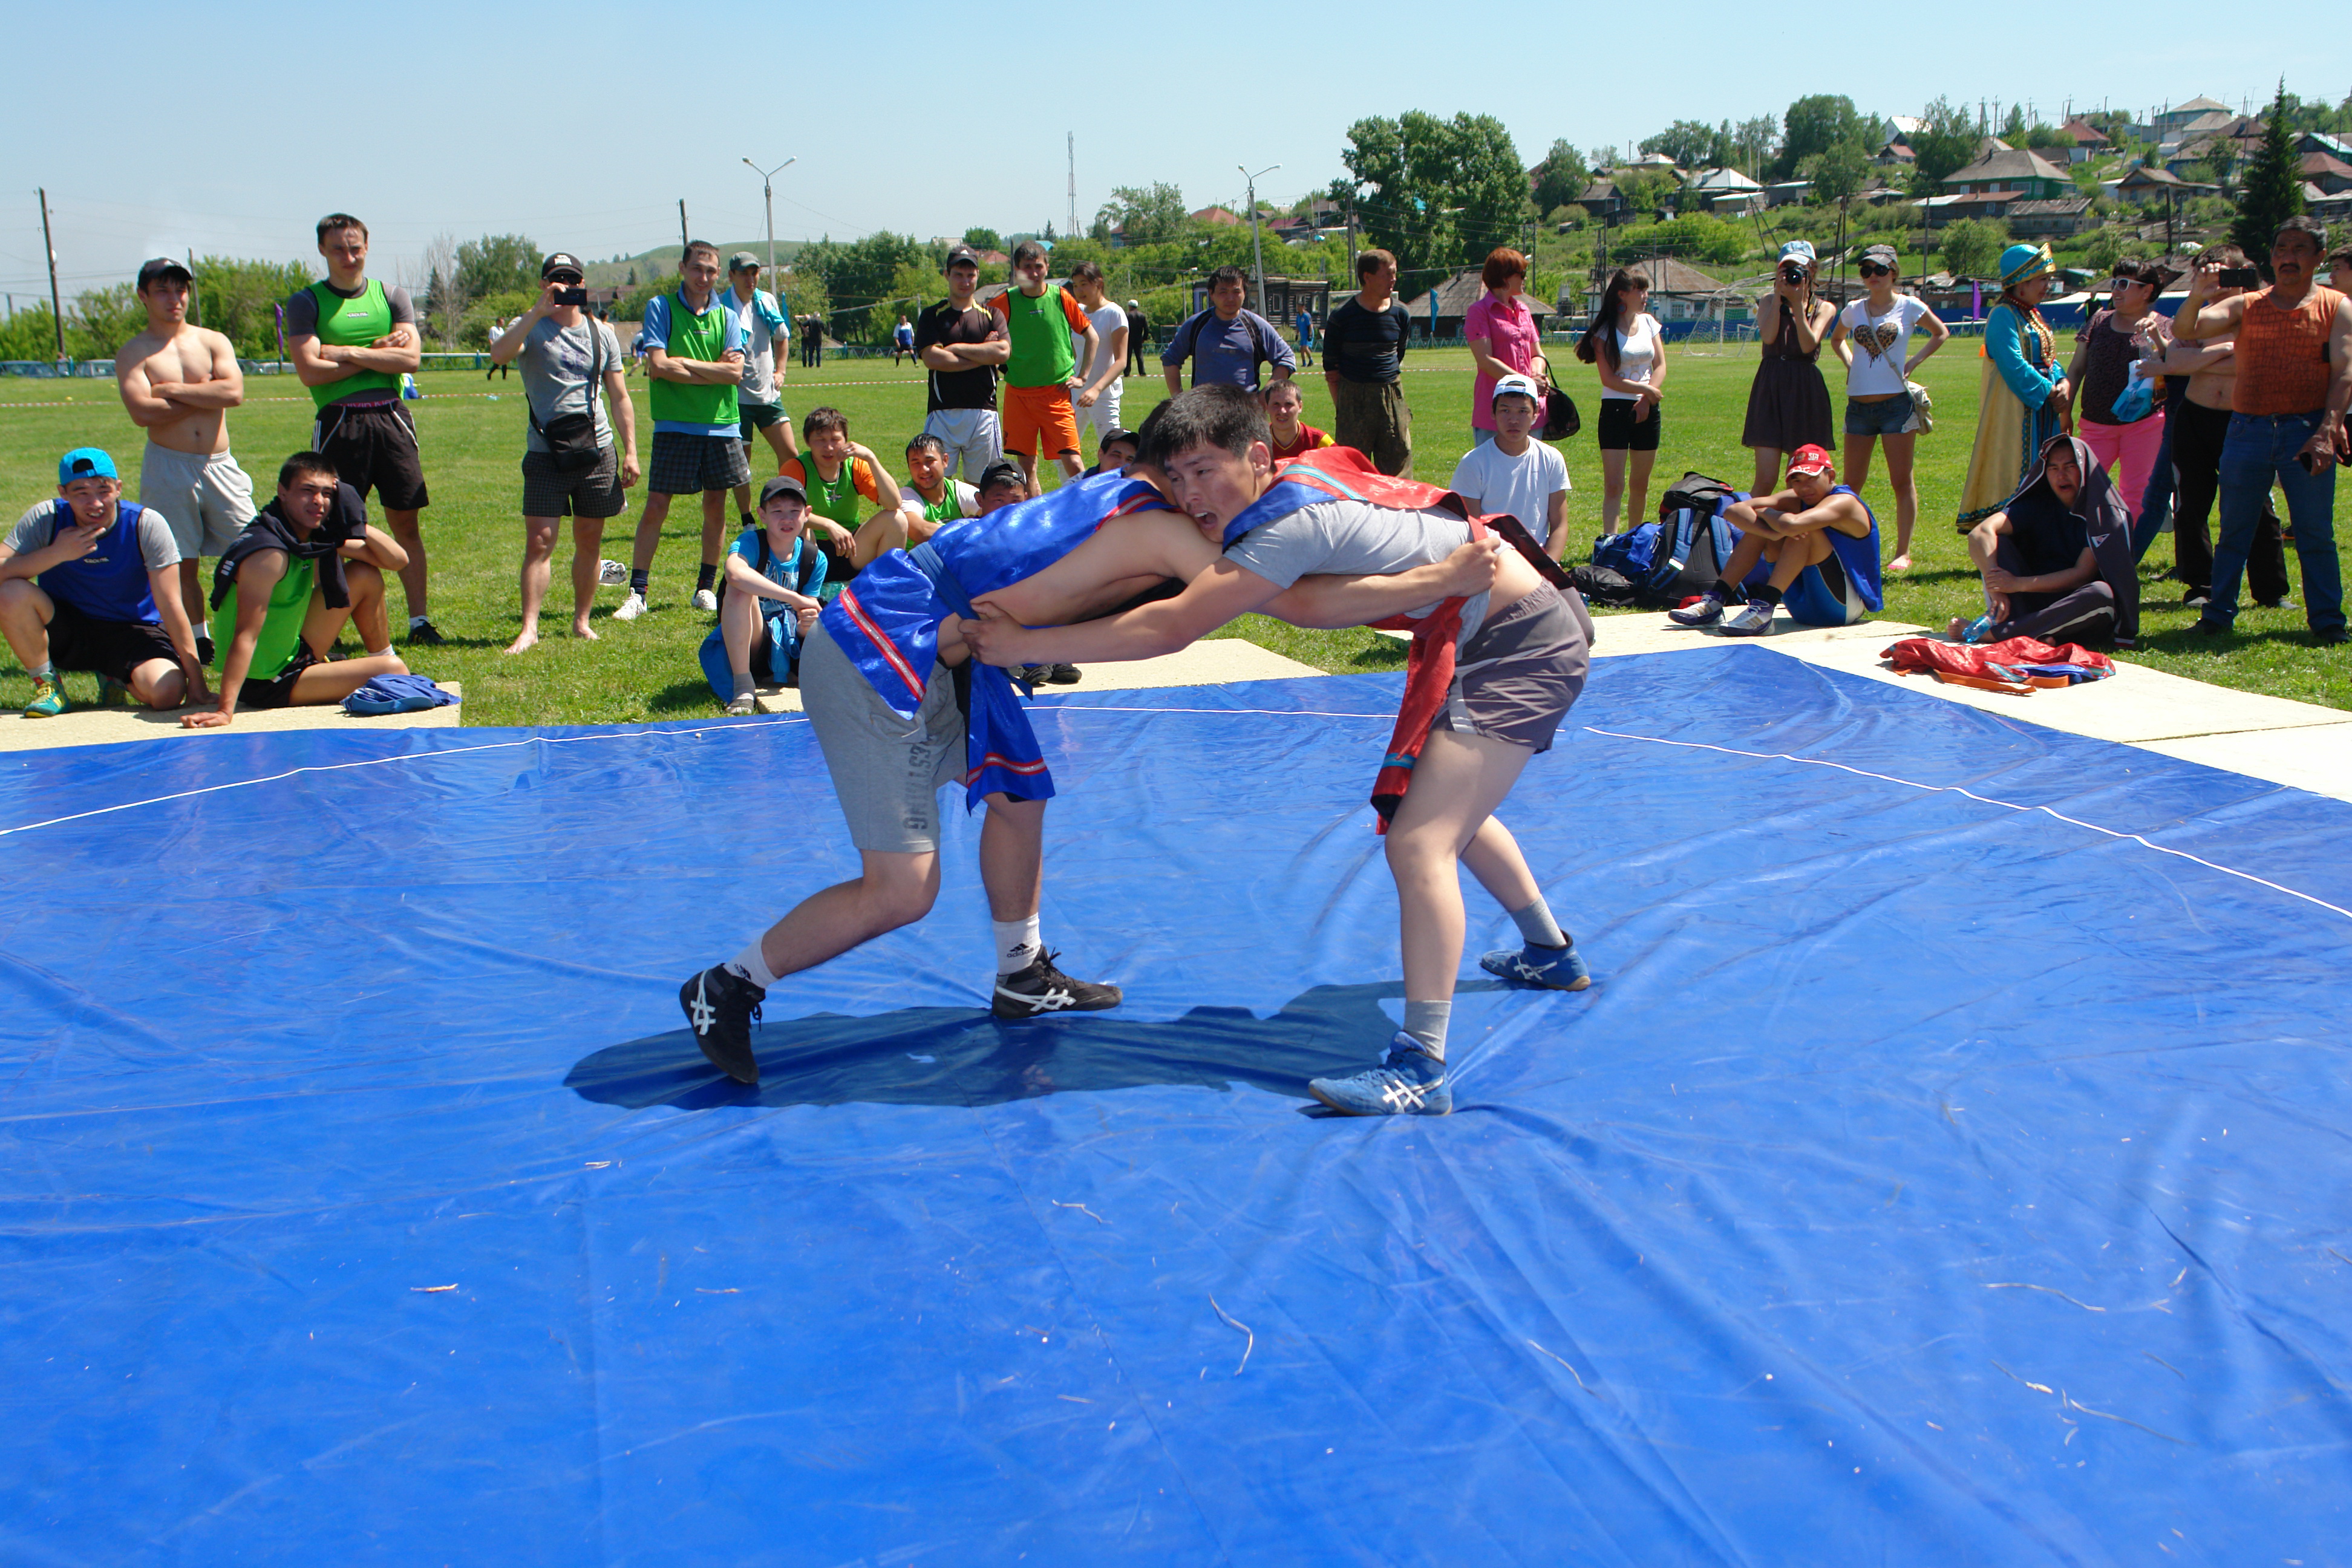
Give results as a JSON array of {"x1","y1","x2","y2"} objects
[{"x1": 2174, "y1": 216, "x2": 2352, "y2": 642}]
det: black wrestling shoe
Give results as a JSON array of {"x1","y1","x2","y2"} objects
[
  {"x1": 406, "y1": 619, "x2": 447, "y2": 647},
  {"x1": 1042, "y1": 664, "x2": 1082, "y2": 685},
  {"x1": 991, "y1": 950, "x2": 1122, "y2": 1019},
  {"x1": 680, "y1": 964, "x2": 765, "y2": 1083}
]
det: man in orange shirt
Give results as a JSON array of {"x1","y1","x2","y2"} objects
[
  {"x1": 2175, "y1": 215, "x2": 2352, "y2": 643},
  {"x1": 990, "y1": 241, "x2": 1114, "y2": 497}
]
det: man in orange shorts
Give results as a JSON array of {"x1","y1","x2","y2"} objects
[{"x1": 990, "y1": 241, "x2": 1117, "y2": 496}]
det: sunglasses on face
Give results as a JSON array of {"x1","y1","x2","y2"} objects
[{"x1": 2111, "y1": 275, "x2": 2143, "y2": 288}]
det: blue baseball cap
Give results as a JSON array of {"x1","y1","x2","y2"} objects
[{"x1": 57, "y1": 448, "x2": 117, "y2": 486}]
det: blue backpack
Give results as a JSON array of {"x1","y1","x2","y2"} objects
[{"x1": 1586, "y1": 471, "x2": 1750, "y2": 608}]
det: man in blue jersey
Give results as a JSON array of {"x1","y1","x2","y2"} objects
[
  {"x1": 675, "y1": 469, "x2": 1504, "y2": 1085},
  {"x1": 0, "y1": 448, "x2": 206, "y2": 716}
]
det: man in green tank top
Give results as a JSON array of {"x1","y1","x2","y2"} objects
[
  {"x1": 284, "y1": 214, "x2": 439, "y2": 646},
  {"x1": 184, "y1": 452, "x2": 414, "y2": 728},
  {"x1": 615, "y1": 241, "x2": 751, "y2": 622}
]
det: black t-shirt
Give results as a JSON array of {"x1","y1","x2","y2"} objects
[
  {"x1": 2007, "y1": 487, "x2": 2091, "y2": 578},
  {"x1": 915, "y1": 299, "x2": 1002, "y2": 413},
  {"x1": 1324, "y1": 296, "x2": 1411, "y2": 384},
  {"x1": 1129, "y1": 309, "x2": 1153, "y2": 345}
]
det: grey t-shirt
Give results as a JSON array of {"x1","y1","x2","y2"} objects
[
  {"x1": 518, "y1": 316, "x2": 624, "y2": 454},
  {"x1": 1223, "y1": 497, "x2": 1481, "y2": 625},
  {"x1": 7, "y1": 501, "x2": 180, "y2": 569}
]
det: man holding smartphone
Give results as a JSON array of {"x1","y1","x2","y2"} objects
[
  {"x1": 489, "y1": 253, "x2": 640, "y2": 653},
  {"x1": 2173, "y1": 216, "x2": 2352, "y2": 644}
]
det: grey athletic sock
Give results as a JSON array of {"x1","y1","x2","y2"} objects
[
  {"x1": 1509, "y1": 898, "x2": 1568, "y2": 949},
  {"x1": 1402, "y1": 999, "x2": 1451, "y2": 1061},
  {"x1": 28, "y1": 661, "x2": 55, "y2": 681},
  {"x1": 731, "y1": 671, "x2": 757, "y2": 700}
]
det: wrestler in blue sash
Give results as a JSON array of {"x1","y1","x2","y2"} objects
[{"x1": 825, "y1": 470, "x2": 1168, "y2": 806}]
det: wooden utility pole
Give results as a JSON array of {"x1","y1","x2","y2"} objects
[
  {"x1": 188, "y1": 248, "x2": 200, "y2": 325},
  {"x1": 678, "y1": 200, "x2": 690, "y2": 255},
  {"x1": 38, "y1": 188, "x2": 64, "y2": 361}
]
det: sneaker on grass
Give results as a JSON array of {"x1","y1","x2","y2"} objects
[
  {"x1": 691, "y1": 588, "x2": 719, "y2": 613},
  {"x1": 597, "y1": 559, "x2": 630, "y2": 587},
  {"x1": 992, "y1": 950, "x2": 1122, "y2": 1019},
  {"x1": 1309, "y1": 1034, "x2": 1451, "y2": 1117},
  {"x1": 22, "y1": 676, "x2": 67, "y2": 718},
  {"x1": 679, "y1": 964, "x2": 765, "y2": 1084},
  {"x1": 613, "y1": 592, "x2": 649, "y2": 622},
  {"x1": 407, "y1": 618, "x2": 447, "y2": 647},
  {"x1": 1480, "y1": 940, "x2": 1591, "y2": 990},
  {"x1": 1720, "y1": 600, "x2": 1775, "y2": 636}
]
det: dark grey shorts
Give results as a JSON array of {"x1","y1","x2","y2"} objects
[
  {"x1": 800, "y1": 629, "x2": 965, "y2": 854},
  {"x1": 648, "y1": 430, "x2": 752, "y2": 495},
  {"x1": 1435, "y1": 583, "x2": 1592, "y2": 753},
  {"x1": 520, "y1": 446, "x2": 624, "y2": 518}
]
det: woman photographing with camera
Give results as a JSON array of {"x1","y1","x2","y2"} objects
[
  {"x1": 1829, "y1": 243, "x2": 1948, "y2": 572},
  {"x1": 1576, "y1": 267, "x2": 1666, "y2": 531},
  {"x1": 2064, "y1": 256, "x2": 2169, "y2": 524},
  {"x1": 1742, "y1": 240, "x2": 1837, "y2": 496}
]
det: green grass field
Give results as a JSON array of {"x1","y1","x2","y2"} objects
[{"x1": 4, "y1": 341, "x2": 2348, "y2": 723}]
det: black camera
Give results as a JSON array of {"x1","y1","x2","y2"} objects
[
  {"x1": 1780, "y1": 262, "x2": 1806, "y2": 286},
  {"x1": 554, "y1": 286, "x2": 589, "y2": 306},
  {"x1": 2216, "y1": 266, "x2": 2259, "y2": 289}
]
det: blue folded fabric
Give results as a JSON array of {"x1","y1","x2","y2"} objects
[{"x1": 341, "y1": 674, "x2": 459, "y2": 715}]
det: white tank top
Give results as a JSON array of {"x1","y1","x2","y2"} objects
[{"x1": 1602, "y1": 313, "x2": 1660, "y2": 399}]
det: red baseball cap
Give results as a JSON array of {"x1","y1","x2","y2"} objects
[{"x1": 1788, "y1": 444, "x2": 1835, "y2": 478}]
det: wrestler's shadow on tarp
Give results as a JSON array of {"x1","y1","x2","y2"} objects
[{"x1": 564, "y1": 981, "x2": 1504, "y2": 1112}]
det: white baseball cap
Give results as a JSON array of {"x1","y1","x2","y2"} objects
[{"x1": 1491, "y1": 373, "x2": 1543, "y2": 408}]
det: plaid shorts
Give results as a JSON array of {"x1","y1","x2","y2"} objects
[
  {"x1": 520, "y1": 446, "x2": 625, "y2": 518},
  {"x1": 648, "y1": 430, "x2": 751, "y2": 495}
]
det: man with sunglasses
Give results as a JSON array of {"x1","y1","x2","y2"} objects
[{"x1": 2173, "y1": 216, "x2": 2352, "y2": 644}]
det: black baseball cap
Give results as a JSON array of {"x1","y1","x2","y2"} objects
[
  {"x1": 540, "y1": 252, "x2": 586, "y2": 281},
  {"x1": 977, "y1": 460, "x2": 1026, "y2": 493},
  {"x1": 136, "y1": 257, "x2": 191, "y2": 288},
  {"x1": 944, "y1": 245, "x2": 981, "y2": 272},
  {"x1": 759, "y1": 474, "x2": 808, "y2": 506}
]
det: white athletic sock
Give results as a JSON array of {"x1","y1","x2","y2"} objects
[
  {"x1": 408, "y1": 614, "x2": 430, "y2": 630},
  {"x1": 1509, "y1": 897, "x2": 1568, "y2": 949},
  {"x1": 722, "y1": 939, "x2": 779, "y2": 990},
  {"x1": 1402, "y1": 999, "x2": 1452, "y2": 1061},
  {"x1": 995, "y1": 914, "x2": 1042, "y2": 976},
  {"x1": 365, "y1": 646, "x2": 393, "y2": 661}
]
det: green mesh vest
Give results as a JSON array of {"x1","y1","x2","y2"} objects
[
  {"x1": 305, "y1": 280, "x2": 403, "y2": 410},
  {"x1": 649, "y1": 291, "x2": 740, "y2": 429}
]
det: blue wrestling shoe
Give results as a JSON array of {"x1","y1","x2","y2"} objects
[
  {"x1": 1480, "y1": 940, "x2": 1592, "y2": 991},
  {"x1": 1309, "y1": 1034, "x2": 1452, "y2": 1117}
]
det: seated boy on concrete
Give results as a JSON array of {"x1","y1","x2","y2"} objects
[
  {"x1": 0, "y1": 446, "x2": 207, "y2": 717},
  {"x1": 705, "y1": 474, "x2": 828, "y2": 713},
  {"x1": 959, "y1": 384, "x2": 1586, "y2": 1119},
  {"x1": 1949, "y1": 434, "x2": 2122, "y2": 646},
  {"x1": 1669, "y1": 444, "x2": 1881, "y2": 636},
  {"x1": 185, "y1": 452, "x2": 409, "y2": 727}
]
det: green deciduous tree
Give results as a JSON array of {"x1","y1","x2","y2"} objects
[
  {"x1": 1806, "y1": 143, "x2": 1871, "y2": 206},
  {"x1": 1640, "y1": 119, "x2": 1722, "y2": 169},
  {"x1": 1910, "y1": 97, "x2": 1979, "y2": 194},
  {"x1": 795, "y1": 231, "x2": 932, "y2": 342},
  {"x1": 454, "y1": 234, "x2": 540, "y2": 302},
  {"x1": 962, "y1": 226, "x2": 1002, "y2": 253},
  {"x1": 1334, "y1": 110, "x2": 1530, "y2": 279},
  {"x1": 1730, "y1": 116, "x2": 1780, "y2": 178},
  {"x1": 1616, "y1": 214, "x2": 1746, "y2": 266},
  {"x1": 1777, "y1": 94, "x2": 1870, "y2": 180},
  {"x1": 1529, "y1": 139, "x2": 1588, "y2": 217},
  {"x1": 2232, "y1": 82, "x2": 2306, "y2": 270},
  {"x1": 1939, "y1": 217, "x2": 2008, "y2": 279},
  {"x1": 190, "y1": 256, "x2": 317, "y2": 359},
  {"x1": 1096, "y1": 184, "x2": 1188, "y2": 247}
]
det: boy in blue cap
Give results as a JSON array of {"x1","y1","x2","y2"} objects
[{"x1": 0, "y1": 448, "x2": 207, "y2": 716}]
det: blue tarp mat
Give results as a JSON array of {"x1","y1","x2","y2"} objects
[{"x1": 3, "y1": 647, "x2": 2349, "y2": 1566}]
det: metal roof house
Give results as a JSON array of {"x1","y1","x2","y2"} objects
[{"x1": 1401, "y1": 269, "x2": 1553, "y2": 338}]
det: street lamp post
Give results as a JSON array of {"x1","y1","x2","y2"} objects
[
  {"x1": 1240, "y1": 163, "x2": 1281, "y2": 319},
  {"x1": 741, "y1": 155, "x2": 798, "y2": 279}
]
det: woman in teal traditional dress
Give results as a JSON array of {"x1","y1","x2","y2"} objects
[{"x1": 1956, "y1": 243, "x2": 2070, "y2": 531}]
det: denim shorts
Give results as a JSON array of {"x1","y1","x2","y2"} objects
[{"x1": 1844, "y1": 392, "x2": 1915, "y2": 437}]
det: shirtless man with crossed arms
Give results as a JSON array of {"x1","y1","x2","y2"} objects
[{"x1": 115, "y1": 257, "x2": 254, "y2": 661}]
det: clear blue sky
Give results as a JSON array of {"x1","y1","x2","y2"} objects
[{"x1": 0, "y1": 0, "x2": 2341, "y2": 301}]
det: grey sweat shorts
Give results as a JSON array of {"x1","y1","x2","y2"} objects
[
  {"x1": 1435, "y1": 583, "x2": 1593, "y2": 753},
  {"x1": 800, "y1": 628, "x2": 965, "y2": 854}
]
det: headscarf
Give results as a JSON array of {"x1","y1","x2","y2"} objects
[{"x1": 2002, "y1": 434, "x2": 2138, "y2": 642}]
